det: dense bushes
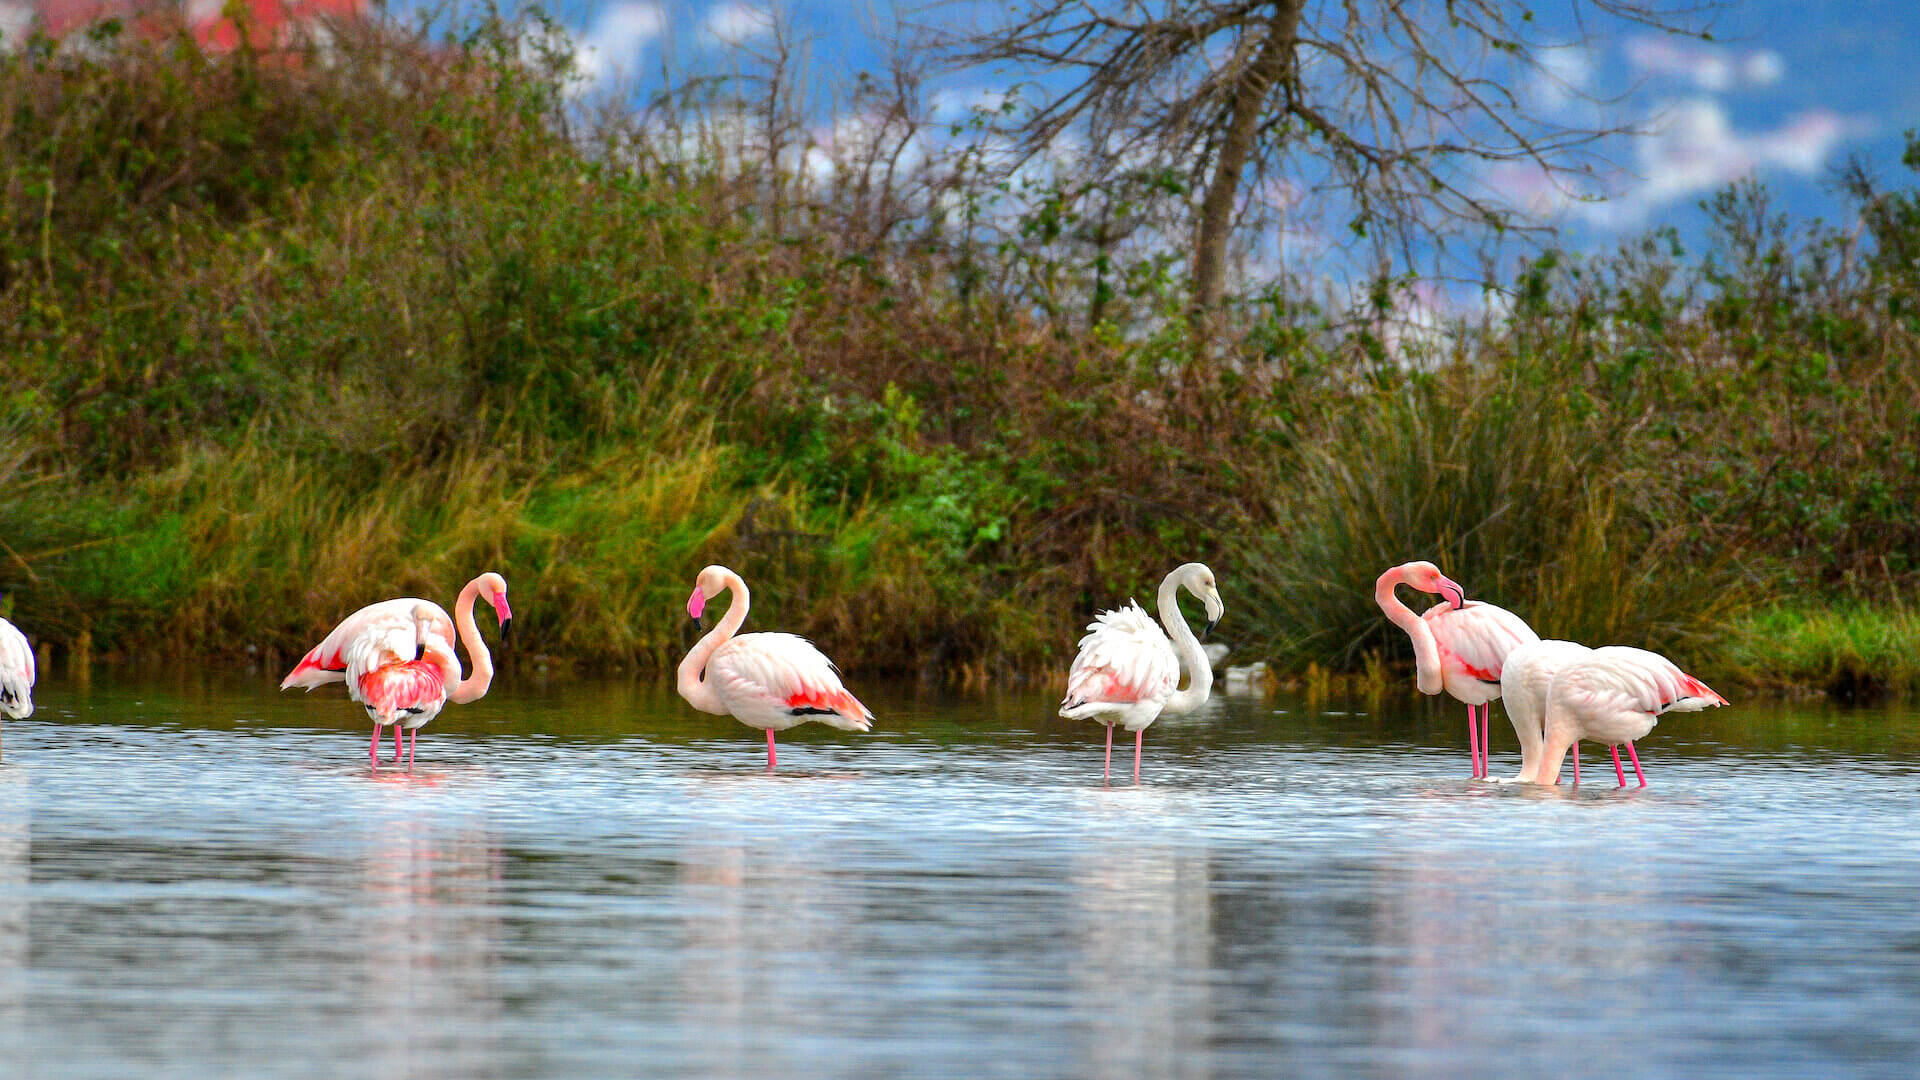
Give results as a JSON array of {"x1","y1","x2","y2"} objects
[{"x1": 2, "y1": 19, "x2": 1917, "y2": 693}]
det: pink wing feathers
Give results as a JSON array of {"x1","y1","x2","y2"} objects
[
  {"x1": 1425, "y1": 601, "x2": 1539, "y2": 682},
  {"x1": 281, "y1": 598, "x2": 459, "y2": 690},
  {"x1": 1591, "y1": 645, "x2": 1729, "y2": 713},
  {"x1": 711, "y1": 632, "x2": 874, "y2": 729},
  {"x1": 1061, "y1": 602, "x2": 1179, "y2": 710},
  {"x1": 338, "y1": 606, "x2": 458, "y2": 720}
]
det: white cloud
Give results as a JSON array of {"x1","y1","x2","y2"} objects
[
  {"x1": 1581, "y1": 99, "x2": 1863, "y2": 229},
  {"x1": 1623, "y1": 36, "x2": 1786, "y2": 93},
  {"x1": 576, "y1": 3, "x2": 668, "y2": 87},
  {"x1": 1530, "y1": 45, "x2": 1596, "y2": 112},
  {"x1": 703, "y1": 3, "x2": 773, "y2": 47}
]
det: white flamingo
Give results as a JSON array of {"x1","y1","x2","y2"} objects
[
  {"x1": 0, "y1": 616, "x2": 34, "y2": 728},
  {"x1": 1535, "y1": 646, "x2": 1728, "y2": 787},
  {"x1": 676, "y1": 564, "x2": 874, "y2": 769},
  {"x1": 1375, "y1": 561, "x2": 1539, "y2": 778},
  {"x1": 1059, "y1": 562, "x2": 1224, "y2": 782},
  {"x1": 281, "y1": 572, "x2": 512, "y2": 767}
]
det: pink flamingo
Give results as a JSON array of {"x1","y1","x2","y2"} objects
[
  {"x1": 677, "y1": 564, "x2": 874, "y2": 769},
  {"x1": 0, "y1": 615, "x2": 34, "y2": 725},
  {"x1": 1375, "y1": 561, "x2": 1539, "y2": 778},
  {"x1": 281, "y1": 572, "x2": 512, "y2": 767},
  {"x1": 1535, "y1": 645, "x2": 1728, "y2": 787},
  {"x1": 1059, "y1": 562, "x2": 1224, "y2": 782}
]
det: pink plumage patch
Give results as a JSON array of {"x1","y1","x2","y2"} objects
[
  {"x1": 359, "y1": 660, "x2": 448, "y2": 716},
  {"x1": 786, "y1": 688, "x2": 865, "y2": 719}
]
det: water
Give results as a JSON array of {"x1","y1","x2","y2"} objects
[{"x1": 3, "y1": 672, "x2": 1919, "y2": 1079}]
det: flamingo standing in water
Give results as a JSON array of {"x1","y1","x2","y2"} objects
[
  {"x1": 1375, "y1": 561, "x2": 1539, "y2": 779},
  {"x1": 0, "y1": 616, "x2": 35, "y2": 751},
  {"x1": 1059, "y1": 562, "x2": 1224, "y2": 782},
  {"x1": 1534, "y1": 646, "x2": 1728, "y2": 787},
  {"x1": 281, "y1": 572, "x2": 512, "y2": 767},
  {"x1": 677, "y1": 564, "x2": 873, "y2": 769}
]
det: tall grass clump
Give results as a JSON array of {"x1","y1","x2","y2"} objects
[{"x1": 1234, "y1": 359, "x2": 1756, "y2": 675}]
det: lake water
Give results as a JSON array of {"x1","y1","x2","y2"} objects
[{"x1": 2, "y1": 670, "x2": 1918, "y2": 1078}]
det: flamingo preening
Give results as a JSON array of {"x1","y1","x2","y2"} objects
[
  {"x1": 1375, "y1": 561, "x2": 1539, "y2": 779},
  {"x1": 280, "y1": 572, "x2": 512, "y2": 767},
  {"x1": 1533, "y1": 645, "x2": 1728, "y2": 787},
  {"x1": 676, "y1": 564, "x2": 874, "y2": 769},
  {"x1": 1060, "y1": 562, "x2": 1224, "y2": 782},
  {"x1": 0, "y1": 616, "x2": 35, "y2": 754}
]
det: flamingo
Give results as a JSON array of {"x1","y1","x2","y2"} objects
[
  {"x1": 1494, "y1": 638, "x2": 1592, "y2": 783},
  {"x1": 1535, "y1": 645, "x2": 1728, "y2": 787},
  {"x1": 280, "y1": 572, "x2": 512, "y2": 767},
  {"x1": 1375, "y1": 561, "x2": 1540, "y2": 779},
  {"x1": 0, "y1": 616, "x2": 34, "y2": 737},
  {"x1": 676, "y1": 564, "x2": 874, "y2": 769},
  {"x1": 1059, "y1": 562, "x2": 1224, "y2": 782}
]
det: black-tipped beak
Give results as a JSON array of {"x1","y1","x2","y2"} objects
[
  {"x1": 500, "y1": 618, "x2": 513, "y2": 646},
  {"x1": 1202, "y1": 618, "x2": 1219, "y2": 642},
  {"x1": 690, "y1": 614, "x2": 703, "y2": 632}
]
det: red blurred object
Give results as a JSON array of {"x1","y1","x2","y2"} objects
[{"x1": 29, "y1": 0, "x2": 368, "y2": 50}]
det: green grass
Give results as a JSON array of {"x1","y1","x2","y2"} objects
[{"x1": 1724, "y1": 603, "x2": 1920, "y2": 702}]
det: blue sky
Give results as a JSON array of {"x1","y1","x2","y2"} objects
[{"x1": 531, "y1": 0, "x2": 1916, "y2": 269}]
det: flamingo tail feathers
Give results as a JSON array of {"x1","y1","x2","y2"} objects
[{"x1": 280, "y1": 648, "x2": 346, "y2": 691}]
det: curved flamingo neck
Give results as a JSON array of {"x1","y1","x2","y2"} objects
[
  {"x1": 1159, "y1": 570, "x2": 1214, "y2": 715},
  {"x1": 678, "y1": 569, "x2": 749, "y2": 715},
  {"x1": 447, "y1": 576, "x2": 494, "y2": 705},
  {"x1": 1375, "y1": 567, "x2": 1443, "y2": 695}
]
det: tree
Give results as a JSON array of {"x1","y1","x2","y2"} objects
[{"x1": 944, "y1": 0, "x2": 1724, "y2": 330}]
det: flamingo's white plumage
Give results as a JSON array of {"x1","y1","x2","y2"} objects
[
  {"x1": 1375, "y1": 561, "x2": 1539, "y2": 778},
  {"x1": 1060, "y1": 562, "x2": 1224, "y2": 782},
  {"x1": 0, "y1": 615, "x2": 34, "y2": 722},
  {"x1": 281, "y1": 572, "x2": 512, "y2": 767},
  {"x1": 677, "y1": 564, "x2": 873, "y2": 769},
  {"x1": 1535, "y1": 645, "x2": 1728, "y2": 786}
]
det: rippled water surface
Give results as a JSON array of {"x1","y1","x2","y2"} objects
[{"x1": 3, "y1": 672, "x2": 1920, "y2": 1078}]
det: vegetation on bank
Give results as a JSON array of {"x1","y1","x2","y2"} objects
[{"x1": 2, "y1": 19, "x2": 1917, "y2": 697}]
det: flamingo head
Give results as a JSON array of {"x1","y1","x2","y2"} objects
[
  {"x1": 1404, "y1": 561, "x2": 1468, "y2": 610},
  {"x1": 688, "y1": 565, "x2": 730, "y2": 629},
  {"x1": 478, "y1": 572, "x2": 512, "y2": 629},
  {"x1": 1179, "y1": 563, "x2": 1225, "y2": 641}
]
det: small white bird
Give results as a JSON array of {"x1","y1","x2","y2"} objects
[
  {"x1": 1536, "y1": 646, "x2": 1729, "y2": 786},
  {"x1": 1059, "y1": 562, "x2": 1224, "y2": 782},
  {"x1": 0, "y1": 615, "x2": 36, "y2": 723},
  {"x1": 676, "y1": 564, "x2": 874, "y2": 769}
]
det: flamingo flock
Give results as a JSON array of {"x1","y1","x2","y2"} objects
[
  {"x1": 1374, "y1": 560, "x2": 1726, "y2": 787},
  {"x1": 0, "y1": 556, "x2": 1725, "y2": 786}
]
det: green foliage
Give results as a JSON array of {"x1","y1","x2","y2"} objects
[{"x1": 2, "y1": 22, "x2": 1919, "y2": 697}]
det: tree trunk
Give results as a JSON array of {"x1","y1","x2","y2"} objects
[{"x1": 1188, "y1": 1, "x2": 1303, "y2": 334}]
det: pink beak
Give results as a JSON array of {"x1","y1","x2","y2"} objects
[
  {"x1": 492, "y1": 594, "x2": 513, "y2": 626},
  {"x1": 1437, "y1": 576, "x2": 1468, "y2": 610},
  {"x1": 687, "y1": 588, "x2": 706, "y2": 622}
]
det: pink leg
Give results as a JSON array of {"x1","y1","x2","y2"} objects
[
  {"x1": 1612, "y1": 746, "x2": 1627, "y2": 787},
  {"x1": 766, "y1": 728, "x2": 777, "y2": 770},
  {"x1": 1482, "y1": 706, "x2": 1492, "y2": 777},
  {"x1": 369, "y1": 727, "x2": 381, "y2": 767},
  {"x1": 393, "y1": 725, "x2": 403, "y2": 763},
  {"x1": 1104, "y1": 724, "x2": 1114, "y2": 781},
  {"x1": 1133, "y1": 728, "x2": 1144, "y2": 783},
  {"x1": 1626, "y1": 741, "x2": 1647, "y2": 788},
  {"x1": 406, "y1": 728, "x2": 417, "y2": 769},
  {"x1": 1467, "y1": 704, "x2": 1482, "y2": 778},
  {"x1": 1571, "y1": 744, "x2": 1580, "y2": 786}
]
